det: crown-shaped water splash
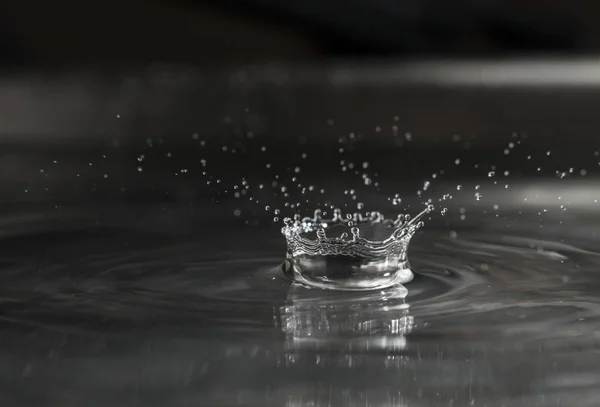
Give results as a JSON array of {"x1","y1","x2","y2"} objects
[{"x1": 281, "y1": 205, "x2": 434, "y2": 291}]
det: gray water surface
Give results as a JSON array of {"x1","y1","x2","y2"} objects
[{"x1": 1, "y1": 190, "x2": 599, "y2": 407}]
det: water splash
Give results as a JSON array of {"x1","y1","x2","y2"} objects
[{"x1": 281, "y1": 205, "x2": 434, "y2": 291}]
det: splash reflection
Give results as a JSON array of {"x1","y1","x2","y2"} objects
[{"x1": 278, "y1": 284, "x2": 413, "y2": 360}]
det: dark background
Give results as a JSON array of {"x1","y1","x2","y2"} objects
[
  {"x1": 1, "y1": 1, "x2": 600, "y2": 209},
  {"x1": 3, "y1": 0, "x2": 600, "y2": 65}
]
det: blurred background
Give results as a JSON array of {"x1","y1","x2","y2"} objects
[
  {"x1": 2, "y1": 0, "x2": 600, "y2": 65},
  {"x1": 2, "y1": 0, "x2": 600, "y2": 202}
]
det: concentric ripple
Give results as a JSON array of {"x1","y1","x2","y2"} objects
[{"x1": 2, "y1": 208, "x2": 600, "y2": 406}]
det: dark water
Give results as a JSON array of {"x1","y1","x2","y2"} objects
[{"x1": 2, "y1": 181, "x2": 600, "y2": 407}]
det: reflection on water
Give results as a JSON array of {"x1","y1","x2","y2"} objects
[
  {"x1": 278, "y1": 285, "x2": 414, "y2": 407},
  {"x1": 279, "y1": 284, "x2": 413, "y2": 357}
]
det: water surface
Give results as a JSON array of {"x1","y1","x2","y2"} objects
[{"x1": 1, "y1": 184, "x2": 599, "y2": 407}]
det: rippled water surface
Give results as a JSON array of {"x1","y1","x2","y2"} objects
[{"x1": 2, "y1": 190, "x2": 600, "y2": 407}]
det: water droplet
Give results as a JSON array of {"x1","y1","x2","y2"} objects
[{"x1": 316, "y1": 228, "x2": 326, "y2": 239}]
